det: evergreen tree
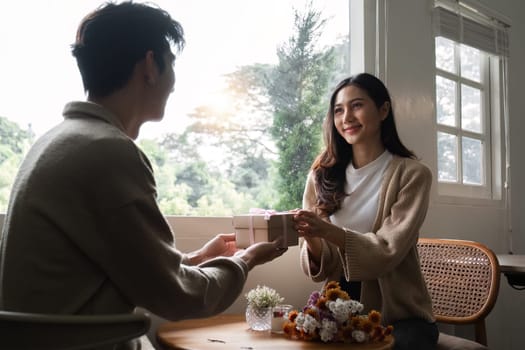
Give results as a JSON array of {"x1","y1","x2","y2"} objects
[{"x1": 268, "y1": 4, "x2": 336, "y2": 210}]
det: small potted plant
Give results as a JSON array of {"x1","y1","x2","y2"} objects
[{"x1": 245, "y1": 285, "x2": 284, "y2": 331}]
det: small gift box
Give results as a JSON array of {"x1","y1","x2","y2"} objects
[{"x1": 233, "y1": 209, "x2": 298, "y2": 248}]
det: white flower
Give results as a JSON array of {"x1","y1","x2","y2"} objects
[
  {"x1": 294, "y1": 312, "x2": 305, "y2": 330},
  {"x1": 327, "y1": 298, "x2": 351, "y2": 323},
  {"x1": 245, "y1": 285, "x2": 284, "y2": 309},
  {"x1": 326, "y1": 298, "x2": 364, "y2": 323},
  {"x1": 352, "y1": 330, "x2": 367, "y2": 343},
  {"x1": 319, "y1": 318, "x2": 338, "y2": 342},
  {"x1": 350, "y1": 299, "x2": 364, "y2": 314},
  {"x1": 302, "y1": 314, "x2": 320, "y2": 334}
]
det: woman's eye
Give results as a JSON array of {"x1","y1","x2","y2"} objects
[
  {"x1": 334, "y1": 107, "x2": 343, "y2": 114},
  {"x1": 351, "y1": 103, "x2": 362, "y2": 110}
]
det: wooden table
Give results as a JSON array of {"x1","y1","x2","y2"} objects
[
  {"x1": 497, "y1": 254, "x2": 525, "y2": 289},
  {"x1": 157, "y1": 314, "x2": 394, "y2": 350}
]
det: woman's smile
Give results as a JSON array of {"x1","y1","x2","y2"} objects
[{"x1": 343, "y1": 124, "x2": 362, "y2": 135}]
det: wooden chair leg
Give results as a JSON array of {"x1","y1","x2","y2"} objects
[{"x1": 475, "y1": 320, "x2": 487, "y2": 346}]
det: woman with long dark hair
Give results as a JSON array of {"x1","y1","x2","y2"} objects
[{"x1": 294, "y1": 73, "x2": 438, "y2": 350}]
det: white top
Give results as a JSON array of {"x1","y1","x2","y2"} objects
[{"x1": 330, "y1": 150, "x2": 393, "y2": 233}]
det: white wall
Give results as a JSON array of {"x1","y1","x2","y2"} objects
[{"x1": 379, "y1": 0, "x2": 525, "y2": 349}]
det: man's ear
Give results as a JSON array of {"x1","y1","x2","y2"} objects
[
  {"x1": 144, "y1": 50, "x2": 158, "y2": 85},
  {"x1": 380, "y1": 101, "x2": 390, "y2": 121}
]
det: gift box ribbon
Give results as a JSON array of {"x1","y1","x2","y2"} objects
[{"x1": 248, "y1": 208, "x2": 289, "y2": 247}]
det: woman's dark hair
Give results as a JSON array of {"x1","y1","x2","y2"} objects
[
  {"x1": 312, "y1": 73, "x2": 416, "y2": 217},
  {"x1": 71, "y1": 1, "x2": 185, "y2": 98}
]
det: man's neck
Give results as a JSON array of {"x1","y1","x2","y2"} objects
[{"x1": 89, "y1": 89, "x2": 143, "y2": 140}]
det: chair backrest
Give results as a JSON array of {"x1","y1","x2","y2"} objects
[
  {"x1": 0, "y1": 311, "x2": 151, "y2": 350},
  {"x1": 417, "y1": 238, "x2": 500, "y2": 346}
]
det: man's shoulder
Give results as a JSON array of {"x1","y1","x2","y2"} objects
[
  {"x1": 28, "y1": 118, "x2": 144, "y2": 182},
  {"x1": 43, "y1": 119, "x2": 134, "y2": 157}
]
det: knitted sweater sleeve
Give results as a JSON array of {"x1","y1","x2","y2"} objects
[
  {"x1": 98, "y1": 195, "x2": 249, "y2": 321},
  {"x1": 299, "y1": 172, "x2": 343, "y2": 282}
]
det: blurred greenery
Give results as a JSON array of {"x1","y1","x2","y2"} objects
[{"x1": 0, "y1": 4, "x2": 349, "y2": 215}]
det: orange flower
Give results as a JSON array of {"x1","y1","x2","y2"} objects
[
  {"x1": 324, "y1": 281, "x2": 340, "y2": 291},
  {"x1": 361, "y1": 319, "x2": 373, "y2": 333},
  {"x1": 304, "y1": 308, "x2": 318, "y2": 319},
  {"x1": 326, "y1": 287, "x2": 350, "y2": 301},
  {"x1": 384, "y1": 325, "x2": 394, "y2": 335},
  {"x1": 339, "y1": 289, "x2": 350, "y2": 300},
  {"x1": 316, "y1": 296, "x2": 328, "y2": 309},
  {"x1": 368, "y1": 310, "x2": 381, "y2": 324},
  {"x1": 283, "y1": 321, "x2": 297, "y2": 337},
  {"x1": 351, "y1": 316, "x2": 362, "y2": 328},
  {"x1": 288, "y1": 310, "x2": 299, "y2": 322}
]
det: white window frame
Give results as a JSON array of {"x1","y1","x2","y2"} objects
[
  {"x1": 435, "y1": 40, "x2": 493, "y2": 199},
  {"x1": 433, "y1": 0, "x2": 509, "y2": 203}
]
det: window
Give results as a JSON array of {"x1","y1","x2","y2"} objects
[
  {"x1": 433, "y1": 1, "x2": 509, "y2": 200},
  {"x1": 435, "y1": 38, "x2": 490, "y2": 192},
  {"x1": 0, "y1": 0, "x2": 350, "y2": 215}
]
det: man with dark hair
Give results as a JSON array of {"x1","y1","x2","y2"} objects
[{"x1": 0, "y1": 2, "x2": 286, "y2": 349}]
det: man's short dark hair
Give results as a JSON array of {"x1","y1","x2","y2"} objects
[{"x1": 72, "y1": 1, "x2": 185, "y2": 98}]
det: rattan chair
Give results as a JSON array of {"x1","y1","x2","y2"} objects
[
  {"x1": 0, "y1": 311, "x2": 151, "y2": 350},
  {"x1": 417, "y1": 238, "x2": 500, "y2": 350}
]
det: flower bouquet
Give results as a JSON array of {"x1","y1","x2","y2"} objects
[
  {"x1": 245, "y1": 285, "x2": 284, "y2": 309},
  {"x1": 283, "y1": 281, "x2": 393, "y2": 343},
  {"x1": 245, "y1": 285, "x2": 284, "y2": 331}
]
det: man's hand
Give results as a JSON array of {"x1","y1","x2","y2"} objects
[
  {"x1": 236, "y1": 238, "x2": 288, "y2": 270},
  {"x1": 186, "y1": 233, "x2": 238, "y2": 265}
]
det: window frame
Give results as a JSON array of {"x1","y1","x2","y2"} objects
[
  {"x1": 432, "y1": 0, "x2": 509, "y2": 205},
  {"x1": 435, "y1": 39, "x2": 495, "y2": 199}
]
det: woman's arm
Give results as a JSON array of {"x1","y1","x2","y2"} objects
[{"x1": 298, "y1": 172, "x2": 344, "y2": 280}]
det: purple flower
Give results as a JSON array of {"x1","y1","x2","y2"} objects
[{"x1": 306, "y1": 291, "x2": 320, "y2": 307}]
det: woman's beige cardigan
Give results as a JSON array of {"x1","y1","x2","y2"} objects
[{"x1": 300, "y1": 156, "x2": 435, "y2": 325}]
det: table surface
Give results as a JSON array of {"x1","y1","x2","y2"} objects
[
  {"x1": 157, "y1": 314, "x2": 394, "y2": 350},
  {"x1": 497, "y1": 254, "x2": 525, "y2": 274}
]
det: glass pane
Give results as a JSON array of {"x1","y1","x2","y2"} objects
[
  {"x1": 437, "y1": 132, "x2": 458, "y2": 182},
  {"x1": 462, "y1": 137, "x2": 483, "y2": 185},
  {"x1": 0, "y1": 0, "x2": 350, "y2": 215},
  {"x1": 436, "y1": 76, "x2": 456, "y2": 126},
  {"x1": 460, "y1": 44, "x2": 481, "y2": 82},
  {"x1": 435, "y1": 37, "x2": 456, "y2": 73},
  {"x1": 461, "y1": 84, "x2": 482, "y2": 133}
]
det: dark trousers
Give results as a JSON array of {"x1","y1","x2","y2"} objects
[
  {"x1": 338, "y1": 276, "x2": 361, "y2": 301},
  {"x1": 392, "y1": 318, "x2": 439, "y2": 350}
]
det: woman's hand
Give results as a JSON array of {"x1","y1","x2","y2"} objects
[
  {"x1": 293, "y1": 209, "x2": 345, "y2": 249},
  {"x1": 293, "y1": 210, "x2": 331, "y2": 238}
]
